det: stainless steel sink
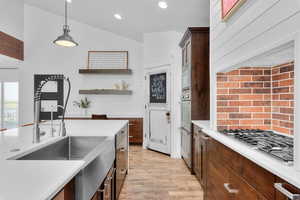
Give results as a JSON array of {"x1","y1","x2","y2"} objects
[
  {"x1": 15, "y1": 136, "x2": 115, "y2": 200},
  {"x1": 17, "y1": 136, "x2": 108, "y2": 160}
]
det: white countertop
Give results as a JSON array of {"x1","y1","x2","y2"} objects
[
  {"x1": 192, "y1": 120, "x2": 300, "y2": 189},
  {"x1": 0, "y1": 120, "x2": 128, "y2": 200}
]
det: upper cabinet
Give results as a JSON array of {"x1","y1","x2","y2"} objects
[
  {"x1": 0, "y1": 0, "x2": 24, "y2": 61},
  {"x1": 0, "y1": 31, "x2": 24, "y2": 61}
]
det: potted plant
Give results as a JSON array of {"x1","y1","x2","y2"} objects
[{"x1": 73, "y1": 97, "x2": 91, "y2": 116}]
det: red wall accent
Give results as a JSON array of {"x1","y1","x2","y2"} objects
[{"x1": 216, "y1": 62, "x2": 294, "y2": 135}]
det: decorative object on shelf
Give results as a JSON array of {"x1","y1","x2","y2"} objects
[
  {"x1": 114, "y1": 83, "x2": 121, "y2": 90},
  {"x1": 87, "y1": 51, "x2": 128, "y2": 69},
  {"x1": 53, "y1": 0, "x2": 78, "y2": 47},
  {"x1": 79, "y1": 89, "x2": 132, "y2": 95},
  {"x1": 121, "y1": 80, "x2": 129, "y2": 90},
  {"x1": 221, "y1": 0, "x2": 246, "y2": 21},
  {"x1": 73, "y1": 97, "x2": 91, "y2": 116}
]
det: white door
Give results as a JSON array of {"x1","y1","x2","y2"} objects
[{"x1": 146, "y1": 67, "x2": 171, "y2": 154}]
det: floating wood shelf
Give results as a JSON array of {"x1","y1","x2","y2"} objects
[
  {"x1": 79, "y1": 89, "x2": 132, "y2": 95},
  {"x1": 79, "y1": 69, "x2": 132, "y2": 75}
]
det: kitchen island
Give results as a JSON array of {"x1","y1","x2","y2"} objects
[{"x1": 0, "y1": 120, "x2": 128, "y2": 200}]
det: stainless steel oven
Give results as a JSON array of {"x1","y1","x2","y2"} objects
[
  {"x1": 182, "y1": 65, "x2": 191, "y2": 90},
  {"x1": 181, "y1": 89, "x2": 192, "y2": 169},
  {"x1": 181, "y1": 90, "x2": 191, "y2": 131}
]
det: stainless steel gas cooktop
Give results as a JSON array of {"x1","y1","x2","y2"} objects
[{"x1": 220, "y1": 129, "x2": 294, "y2": 165}]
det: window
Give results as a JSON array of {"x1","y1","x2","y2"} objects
[{"x1": 0, "y1": 82, "x2": 19, "y2": 129}]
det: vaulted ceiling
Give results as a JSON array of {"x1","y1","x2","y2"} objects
[{"x1": 24, "y1": 0, "x2": 210, "y2": 42}]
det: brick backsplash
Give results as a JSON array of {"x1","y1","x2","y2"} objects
[{"x1": 216, "y1": 62, "x2": 294, "y2": 135}]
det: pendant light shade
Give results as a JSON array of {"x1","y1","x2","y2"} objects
[{"x1": 53, "y1": 0, "x2": 78, "y2": 47}]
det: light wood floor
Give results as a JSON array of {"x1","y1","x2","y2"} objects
[{"x1": 119, "y1": 146, "x2": 203, "y2": 200}]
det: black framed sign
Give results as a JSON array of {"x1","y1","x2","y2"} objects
[
  {"x1": 34, "y1": 74, "x2": 64, "y2": 120},
  {"x1": 150, "y1": 72, "x2": 167, "y2": 103}
]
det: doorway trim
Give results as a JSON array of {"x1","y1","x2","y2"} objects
[{"x1": 144, "y1": 64, "x2": 172, "y2": 155}]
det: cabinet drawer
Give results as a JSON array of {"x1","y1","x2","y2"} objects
[
  {"x1": 230, "y1": 169, "x2": 267, "y2": 200},
  {"x1": 219, "y1": 144, "x2": 243, "y2": 175},
  {"x1": 207, "y1": 161, "x2": 231, "y2": 200},
  {"x1": 241, "y1": 158, "x2": 276, "y2": 200},
  {"x1": 208, "y1": 139, "x2": 242, "y2": 174}
]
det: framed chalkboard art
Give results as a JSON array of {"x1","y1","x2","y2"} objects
[
  {"x1": 150, "y1": 72, "x2": 167, "y2": 103},
  {"x1": 222, "y1": 0, "x2": 246, "y2": 21}
]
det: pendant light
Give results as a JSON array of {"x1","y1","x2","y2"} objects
[{"x1": 53, "y1": 0, "x2": 78, "y2": 47}]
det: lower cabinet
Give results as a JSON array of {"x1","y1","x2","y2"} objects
[
  {"x1": 115, "y1": 126, "x2": 129, "y2": 199},
  {"x1": 193, "y1": 124, "x2": 300, "y2": 200},
  {"x1": 109, "y1": 118, "x2": 143, "y2": 145},
  {"x1": 91, "y1": 166, "x2": 116, "y2": 200},
  {"x1": 193, "y1": 125, "x2": 209, "y2": 198},
  {"x1": 52, "y1": 179, "x2": 75, "y2": 200}
]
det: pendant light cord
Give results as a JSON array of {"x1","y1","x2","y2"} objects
[{"x1": 65, "y1": 0, "x2": 68, "y2": 26}]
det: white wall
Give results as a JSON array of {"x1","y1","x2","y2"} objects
[
  {"x1": 210, "y1": 0, "x2": 300, "y2": 169},
  {"x1": 143, "y1": 31, "x2": 183, "y2": 158},
  {"x1": 210, "y1": 0, "x2": 300, "y2": 129},
  {"x1": 20, "y1": 5, "x2": 144, "y2": 125},
  {"x1": 0, "y1": 0, "x2": 24, "y2": 40}
]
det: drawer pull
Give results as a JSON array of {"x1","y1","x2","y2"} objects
[
  {"x1": 129, "y1": 136, "x2": 134, "y2": 138},
  {"x1": 274, "y1": 183, "x2": 300, "y2": 200},
  {"x1": 224, "y1": 183, "x2": 239, "y2": 194},
  {"x1": 200, "y1": 135, "x2": 210, "y2": 140},
  {"x1": 120, "y1": 148, "x2": 126, "y2": 152}
]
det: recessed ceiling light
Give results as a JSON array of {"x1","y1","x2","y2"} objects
[
  {"x1": 66, "y1": 0, "x2": 72, "y2": 3},
  {"x1": 114, "y1": 14, "x2": 123, "y2": 20},
  {"x1": 158, "y1": 1, "x2": 168, "y2": 9}
]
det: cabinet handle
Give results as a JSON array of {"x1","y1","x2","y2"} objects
[
  {"x1": 120, "y1": 147, "x2": 126, "y2": 152},
  {"x1": 107, "y1": 168, "x2": 116, "y2": 181},
  {"x1": 224, "y1": 183, "x2": 239, "y2": 194},
  {"x1": 274, "y1": 183, "x2": 300, "y2": 200},
  {"x1": 129, "y1": 123, "x2": 134, "y2": 126},
  {"x1": 200, "y1": 135, "x2": 210, "y2": 140},
  {"x1": 129, "y1": 136, "x2": 134, "y2": 138},
  {"x1": 97, "y1": 189, "x2": 105, "y2": 193}
]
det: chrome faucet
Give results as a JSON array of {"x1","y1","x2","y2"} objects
[{"x1": 33, "y1": 75, "x2": 71, "y2": 143}]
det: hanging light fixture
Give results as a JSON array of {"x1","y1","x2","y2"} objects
[{"x1": 53, "y1": 0, "x2": 78, "y2": 47}]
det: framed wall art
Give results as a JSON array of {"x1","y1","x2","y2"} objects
[{"x1": 222, "y1": 0, "x2": 246, "y2": 21}]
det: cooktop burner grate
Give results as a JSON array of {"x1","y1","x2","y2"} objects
[{"x1": 220, "y1": 129, "x2": 294, "y2": 164}]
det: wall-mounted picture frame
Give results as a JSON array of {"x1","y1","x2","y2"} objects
[
  {"x1": 87, "y1": 51, "x2": 128, "y2": 69},
  {"x1": 222, "y1": 0, "x2": 246, "y2": 21},
  {"x1": 149, "y1": 72, "x2": 167, "y2": 104}
]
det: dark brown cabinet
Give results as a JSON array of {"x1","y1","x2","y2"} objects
[
  {"x1": 109, "y1": 118, "x2": 143, "y2": 145},
  {"x1": 90, "y1": 165, "x2": 116, "y2": 200},
  {"x1": 115, "y1": 126, "x2": 128, "y2": 199},
  {"x1": 52, "y1": 179, "x2": 75, "y2": 200},
  {"x1": 128, "y1": 118, "x2": 143, "y2": 145},
  {"x1": 193, "y1": 124, "x2": 300, "y2": 200},
  {"x1": 180, "y1": 27, "x2": 210, "y2": 170},
  {"x1": 193, "y1": 125, "x2": 209, "y2": 194}
]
